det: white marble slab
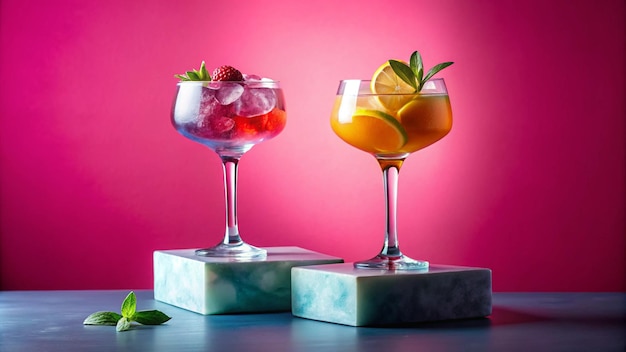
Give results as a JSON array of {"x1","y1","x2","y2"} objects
[
  {"x1": 154, "y1": 247, "x2": 343, "y2": 315},
  {"x1": 291, "y1": 263, "x2": 492, "y2": 326}
]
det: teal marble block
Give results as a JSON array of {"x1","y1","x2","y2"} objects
[
  {"x1": 154, "y1": 247, "x2": 343, "y2": 315},
  {"x1": 291, "y1": 263, "x2": 492, "y2": 326}
]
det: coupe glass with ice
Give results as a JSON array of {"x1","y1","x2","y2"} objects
[
  {"x1": 330, "y1": 52, "x2": 453, "y2": 270},
  {"x1": 172, "y1": 63, "x2": 286, "y2": 259}
]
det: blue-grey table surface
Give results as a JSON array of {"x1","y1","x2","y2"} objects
[{"x1": 0, "y1": 290, "x2": 624, "y2": 352}]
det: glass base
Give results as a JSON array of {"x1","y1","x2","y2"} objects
[
  {"x1": 195, "y1": 242, "x2": 267, "y2": 260},
  {"x1": 354, "y1": 254, "x2": 429, "y2": 270}
]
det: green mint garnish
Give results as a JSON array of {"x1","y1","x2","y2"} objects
[
  {"x1": 134, "y1": 310, "x2": 173, "y2": 325},
  {"x1": 83, "y1": 311, "x2": 122, "y2": 326},
  {"x1": 120, "y1": 290, "x2": 136, "y2": 319},
  {"x1": 116, "y1": 317, "x2": 132, "y2": 332},
  {"x1": 83, "y1": 291, "x2": 171, "y2": 332},
  {"x1": 175, "y1": 61, "x2": 211, "y2": 81},
  {"x1": 389, "y1": 51, "x2": 453, "y2": 92}
]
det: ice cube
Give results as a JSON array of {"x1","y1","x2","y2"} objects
[
  {"x1": 198, "y1": 88, "x2": 220, "y2": 116},
  {"x1": 244, "y1": 76, "x2": 275, "y2": 89},
  {"x1": 198, "y1": 88, "x2": 235, "y2": 121},
  {"x1": 234, "y1": 88, "x2": 277, "y2": 117},
  {"x1": 215, "y1": 83, "x2": 244, "y2": 105},
  {"x1": 209, "y1": 116, "x2": 235, "y2": 134},
  {"x1": 192, "y1": 113, "x2": 235, "y2": 140},
  {"x1": 243, "y1": 73, "x2": 262, "y2": 81}
]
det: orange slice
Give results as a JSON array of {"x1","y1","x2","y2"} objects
[
  {"x1": 331, "y1": 108, "x2": 408, "y2": 153},
  {"x1": 397, "y1": 95, "x2": 453, "y2": 151},
  {"x1": 397, "y1": 95, "x2": 452, "y2": 132},
  {"x1": 370, "y1": 61, "x2": 415, "y2": 111}
]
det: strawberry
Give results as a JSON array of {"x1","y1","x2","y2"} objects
[
  {"x1": 264, "y1": 108, "x2": 287, "y2": 132},
  {"x1": 211, "y1": 65, "x2": 244, "y2": 81}
]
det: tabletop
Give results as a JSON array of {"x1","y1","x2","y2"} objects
[{"x1": 0, "y1": 290, "x2": 624, "y2": 352}]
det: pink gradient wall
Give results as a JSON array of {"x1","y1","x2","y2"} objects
[{"x1": 0, "y1": 0, "x2": 624, "y2": 291}]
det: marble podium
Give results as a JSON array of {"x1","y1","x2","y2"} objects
[
  {"x1": 291, "y1": 263, "x2": 492, "y2": 326},
  {"x1": 153, "y1": 246, "x2": 343, "y2": 315}
]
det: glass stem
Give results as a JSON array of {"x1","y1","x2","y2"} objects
[
  {"x1": 381, "y1": 164, "x2": 402, "y2": 258},
  {"x1": 221, "y1": 156, "x2": 242, "y2": 246}
]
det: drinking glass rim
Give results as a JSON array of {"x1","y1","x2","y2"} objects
[
  {"x1": 339, "y1": 78, "x2": 445, "y2": 83},
  {"x1": 176, "y1": 80, "x2": 281, "y2": 84},
  {"x1": 337, "y1": 78, "x2": 447, "y2": 95}
]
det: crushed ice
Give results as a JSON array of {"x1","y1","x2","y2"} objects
[
  {"x1": 234, "y1": 88, "x2": 277, "y2": 117},
  {"x1": 215, "y1": 83, "x2": 244, "y2": 105}
]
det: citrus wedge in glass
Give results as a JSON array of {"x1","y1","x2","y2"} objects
[
  {"x1": 397, "y1": 95, "x2": 452, "y2": 151},
  {"x1": 370, "y1": 61, "x2": 415, "y2": 111},
  {"x1": 331, "y1": 108, "x2": 408, "y2": 153}
]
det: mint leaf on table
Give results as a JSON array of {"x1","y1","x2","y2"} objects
[
  {"x1": 116, "y1": 317, "x2": 133, "y2": 332},
  {"x1": 134, "y1": 310, "x2": 172, "y2": 325},
  {"x1": 120, "y1": 291, "x2": 136, "y2": 319},
  {"x1": 83, "y1": 311, "x2": 123, "y2": 326},
  {"x1": 83, "y1": 291, "x2": 171, "y2": 332}
]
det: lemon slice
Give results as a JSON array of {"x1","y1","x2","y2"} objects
[
  {"x1": 332, "y1": 108, "x2": 408, "y2": 153},
  {"x1": 370, "y1": 61, "x2": 415, "y2": 111}
]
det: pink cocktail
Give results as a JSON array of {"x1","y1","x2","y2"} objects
[{"x1": 171, "y1": 64, "x2": 286, "y2": 258}]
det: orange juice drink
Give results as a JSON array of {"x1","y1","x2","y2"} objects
[{"x1": 330, "y1": 80, "x2": 452, "y2": 156}]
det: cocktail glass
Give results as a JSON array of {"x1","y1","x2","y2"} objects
[
  {"x1": 172, "y1": 79, "x2": 286, "y2": 259},
  {"x1": 330, "y1": 78, "x2": 452, "y2": 269}
]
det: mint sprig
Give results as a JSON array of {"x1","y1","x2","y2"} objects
[
  {"x1": 389, "y1": 51, "x2": 453, "y2": 92},
  {"x1": 83, "y1": 291, "x2": 171, "y2": 332},
  {"x1": 175, "y1": 61, "x2": 211, "y2": 81}
]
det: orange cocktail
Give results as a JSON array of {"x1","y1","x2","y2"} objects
[
  {"x1": 330, "y1": 80, "x2": 452, "y2": 156},
  {"x1": 330, "y1": 51, "x2": 454, "y2": 270}
]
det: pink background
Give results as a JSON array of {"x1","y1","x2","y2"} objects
[{"x1": 0, "y1": 0, "x2": 624, "y2": 292}]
